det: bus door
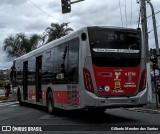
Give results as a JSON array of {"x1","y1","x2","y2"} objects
[
  {"x1": 36, "y1": 56, "x2": 42, "y2": 102},
  {"x1": 23, "y1": 61, "x2": 28, "y2": 100}
]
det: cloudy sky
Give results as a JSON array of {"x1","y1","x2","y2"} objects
[{"x1": 0, "y1": 0, "x2": 160, "y2": 69}]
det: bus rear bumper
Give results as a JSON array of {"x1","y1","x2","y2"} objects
[{"x1": 82, "y1": 88, "x2": 148, "y2": 109}]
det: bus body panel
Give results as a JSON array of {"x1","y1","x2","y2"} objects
[{"x1": 11, "y1": 26, "x2": 148, "y2": 111}]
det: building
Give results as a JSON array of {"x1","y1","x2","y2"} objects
[{"x1": 0, "y1": 69, "x2": 10, "y2": 88}]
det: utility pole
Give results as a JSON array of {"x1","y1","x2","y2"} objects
[
  {"x1": 139, "y1": 0, "x2": 148, "y2": 59},
  {"x1": 146, "y1": 0, "x2": 160, "y2": 108},
  {"x1": 139, "y1": 0, "x2": 153, "y2": 103},
  {"x1": 146, "y1": 0, "x2": 159, "y2": 56}
]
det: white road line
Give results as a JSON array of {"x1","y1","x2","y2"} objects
[
  {"x1": 10, "y1": 104, "x2": 19, "y2": 107},
  {"x1": 0, "y1": 101, "x2": 19, "y2": 107}
]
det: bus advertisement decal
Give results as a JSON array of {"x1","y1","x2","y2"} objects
[
  {"x1": 42, "y1": 90, "x2": 46, "y2": 101},
  {"x1": 93, "y1": 64, "x2": 140, "y2": 96},
  {"x1": 54, "y1": 91, "x2": 79, "y2": 107},
  {"x1": 28, "y1": 90, "x2": 36, "y2": 100}
]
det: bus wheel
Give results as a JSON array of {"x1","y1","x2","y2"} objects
[{"x1": 47, "y1": 91, "x2": 55, "y2": 114}]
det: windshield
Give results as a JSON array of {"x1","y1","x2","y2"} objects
[
  {"x1": 88, "y1": 27, "x2": 141, "y2": 67},
  {"x1": 88, "y1": 28, "x2": 141, "y2": 53}
]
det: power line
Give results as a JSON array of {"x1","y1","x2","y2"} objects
[
  {"x1": 27, "y1": 0, "x2": 81, "y2": 31},
  {"x1": 130, "y1": 0, "x2": 133, "y2": 27},
  {"x1": 125, "y1": 0, "x2": 128, "y2": 27},
  {"x1": 119, "y1": 0, "x2": 123, "y2": 27},
  {"x1": 27, "y1": 0, "x2": 62, "y2": 23},
  {"x1": 147, "y1": 10, "x2": 160, "y2": 18},
  {"x1": 148, "y1": 24, "x2": 160, "y2": 33}
]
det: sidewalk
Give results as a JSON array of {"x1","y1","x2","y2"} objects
[
  {"x1": 0, "y1": 89, "x2": 17, "y2": 103},
  {"x1": 127, "y1": 92, "x2": 160, "y2": 114},
  {"x1": 143, "y1": 92, "x2": 160, "y2": 110}
]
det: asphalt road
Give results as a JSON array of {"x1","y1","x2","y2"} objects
[{"x1": 0, "y1": 101, "x2": 160, "y2": 134}]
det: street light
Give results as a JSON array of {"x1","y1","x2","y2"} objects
[{"x1": 146, "y1": 0, "x2": 159, "y2": 56}]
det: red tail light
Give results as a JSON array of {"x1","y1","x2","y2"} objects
[
  {"x1": 83, "y1": 68, "x2": 94, "y2": 93},
  {"x1": 139, "y1": 68, "x2": 146, "y2": 92}
]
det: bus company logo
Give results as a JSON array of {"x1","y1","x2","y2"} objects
[
  {"x1": 98, "y1": 85, "x2": 104, "y2": 92},
  {"x1": 2, "y1": 126, "x2": 11, "y2": 131},
  {"x1": 114, "y1": 72, "x2": 121, "y2": 80}
]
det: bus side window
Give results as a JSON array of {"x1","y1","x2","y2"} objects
[
  {"x1": 54, "y1": 44, "x2": 68, "y2": 83},
  {"x1": 67, "y1": 38, "x2": 79, "y2": 83}
]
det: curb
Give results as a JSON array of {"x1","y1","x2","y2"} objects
[{"x1": 0, "y1": 95, "x2": 17, "y2": 103}]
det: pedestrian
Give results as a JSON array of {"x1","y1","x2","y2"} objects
[
  {"x1": 156, "y1": 78, "x2": 160, "y2": 104},
  {"x1": 5, "y1": 81, "x2": 10, "y2": 97}
]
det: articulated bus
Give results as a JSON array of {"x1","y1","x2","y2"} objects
[{"x1": 10, "y1": 26, "x2": 148, "y2": 113}]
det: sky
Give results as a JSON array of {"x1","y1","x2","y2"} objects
[{"x1": 0, "y1": 0, "x2": 160, "y2": 69}]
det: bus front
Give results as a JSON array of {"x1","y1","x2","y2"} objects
[{"x1": 83, "y1": 27, "x2": 147, "y2": 109}]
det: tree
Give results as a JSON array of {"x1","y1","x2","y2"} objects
[
  {"x1": 45, "y1": 22, "x2": 73, "y2": 43},
  {"x1": 3, "y1": 33, "x2": 41, "y2": 58}
]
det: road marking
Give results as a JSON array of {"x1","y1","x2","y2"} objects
[
  {"x1": 10, "y1": 104, "x2": 19, "y2": 107},
  {"x1": 0, "y1": 101, "x2": 19, "y2": 107},
  {"x1": 39, "y1": 115, "x2": 68, "y2": 120}
]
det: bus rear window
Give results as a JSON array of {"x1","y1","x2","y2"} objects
[{"x1": 88, "y1": 28, "x2": 141, "y2": 52}]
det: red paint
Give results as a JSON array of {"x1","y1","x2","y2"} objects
[
  {"x1": 54, "y1": 91, "x2": 80, "y2": 106},
  {"x1": 28, "y1": 90, "x2": 36, "y2": 100},
  {"x1": 92, "y1": 64, "x2": 141, "y2": 96},
  {"x1": 54, "y1": 91, "x2": 68, "y2": 104},
  {"x1": 42, "y1": 90, "x2": 46, "y2": 101}
]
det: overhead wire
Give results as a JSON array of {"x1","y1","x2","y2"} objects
[
  {"x1": 148, "y1": 24, "x2": 160, "y2": 33},
  {"x1": 125, "y1": 0, "x2": 128, "y2": 27},
  {"x1": 27, "y1": 0, "x2": 62, "y2": 23},
  {"x1": 130, "y1": 0, "x2": 133, "y2": 28},
  {"x1": 119, "y1": 0, "x2": 123, "y2": 27},
  {"x1": 147, "y1": 10, "x2": 160, "y2": 18},
  {"x1": 27, "y1": 0, "x2": 81, "y2": 30}
]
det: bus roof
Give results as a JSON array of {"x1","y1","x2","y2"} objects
[
  {"x1": 14, "y1": 26, "x2": 140, "y2": 62},
  {"x1": 14, "y1": 27, "x2": 85, "y2": 62}
]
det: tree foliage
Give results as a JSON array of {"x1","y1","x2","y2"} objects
[
  {"x1": 45, "y1": 22, "x2": 73, "y2": 43},
  {"x1": 3, "y1": 22, "x2": 73, "y2": 58},
  {"x1": 3, "y1": 33, "x2": 41, "y2": 58}
]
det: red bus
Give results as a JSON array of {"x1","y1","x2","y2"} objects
[{"x1": 10, "y1": 26, "x2": 148, "y2": 113}]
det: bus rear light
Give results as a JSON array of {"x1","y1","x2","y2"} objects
[
  {"x1": 83, "y1": 68, "x2": 94, "y2": 93},
  {"x1": 139, "y1": 68, "x2": 146, "y2": 92}
]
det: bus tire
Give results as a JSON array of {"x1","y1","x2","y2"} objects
[{"x1": 47, "y1": 91, "x2": 55, "y2": 114}]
